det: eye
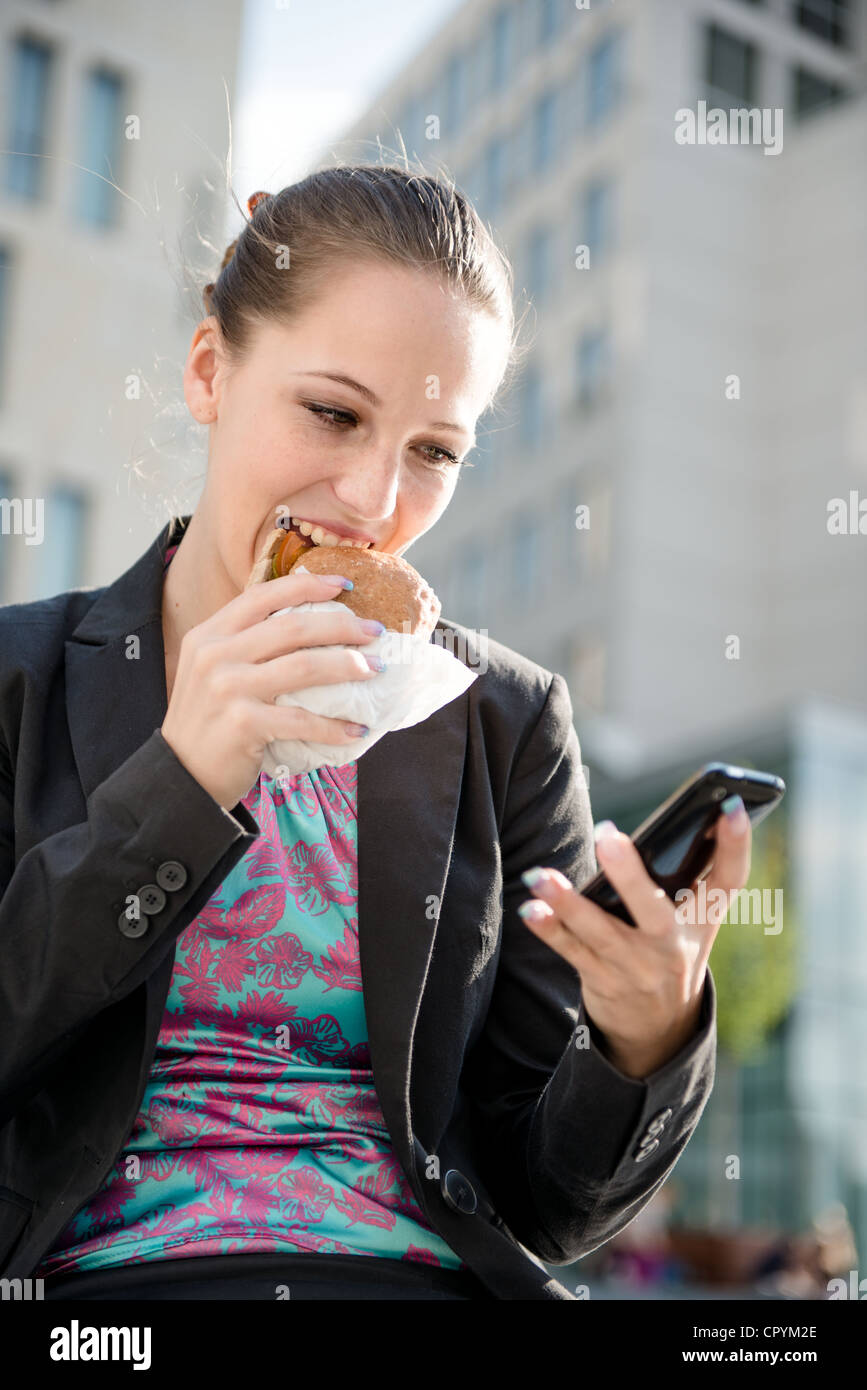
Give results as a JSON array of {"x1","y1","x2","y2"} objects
[
  {"x1": 418, "y1": 444, "x2": 461, "y2": 467},
  {"x1": 305, "y1": 403, "x2": 358, "y2": 427}
]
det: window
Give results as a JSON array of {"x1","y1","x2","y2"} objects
[
  {"x1": 34, "y1": 486, "x2": 88, "y2": 598},
  {"x1": 4, "y1": 35, "x2": 54, "y2": 200},
  {"x1": 519, "y1": 365, "x2": 545, "y2": 446},
  {"x1": 490, "y1": 4, "x2": 516, "y2": 93},
  {"x1": 525, "y1": 224, "x2": 553, "y2": 303},
  {"x1": 576, "y1": 329, "x2": 612, "y2": 410},
  {"x1": 538, "y1": 0, "x2": 565, "y2": 47},
  {"x1": 794, "y1": 0, "x2": 852, "y2": 49},
  {"x1": 0, "y1": 247, "x2": 10, "y2": 409},
  {"x1": 76, "y1": 66, "x2": 125, "y2": 228},
  {"x1": 397, "y1": 93, "x2": 422, "y2": 150},
  {"x1": 587, "y1": 30, "x2": 625, "y2": 127},
  {"x1": 704, "y1": 24, "x2": 758, "y2": 106},
  {"x1": 445, "y1": 52, "x2": 468, "y2": 133},
  {"x1": 532, "y1": 90, "x2": 558, "y2": 173},
  {"x1": 509, "y1": 512, "x2": 541, "y2": 604},
  {"x1": 483, "y1": 136, "x2": 507, "y2": 217},
  {"x1": 793, "y1": 66, "x2": 849, "y2": 117},
  {"x1": 581, "y1": 177, "x2": 617, "y2": 263}
]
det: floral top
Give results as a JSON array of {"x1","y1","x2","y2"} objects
[{"x1": 35, "y1": 542, "x2": 464, "y2": 1275}]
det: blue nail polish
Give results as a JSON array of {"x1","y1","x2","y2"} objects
[
  {"x1": 340, "y1": 578, "x2": 354, "y2": 591},
  {"x1": 721, "y1": 794, "x2": 745, "y2": 817},
  {"x1": 521, "y1": 867, "x2": 546, "y2": 889}
]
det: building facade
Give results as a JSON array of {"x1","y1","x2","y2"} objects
[{"x1": 0, "y1": 0, "x2": 243, "y2": 602}]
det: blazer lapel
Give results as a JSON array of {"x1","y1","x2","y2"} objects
[{"x1": 64, "y1": 514, "x2": 470, "y2": 1185}]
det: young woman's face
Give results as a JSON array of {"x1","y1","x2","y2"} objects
[{"x1": 183, "y1": 258, "x2": 508, "y2": 588}]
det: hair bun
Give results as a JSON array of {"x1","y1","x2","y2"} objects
[{"x1": 247, "y1": 190, "x2": 273, "y2": 217}]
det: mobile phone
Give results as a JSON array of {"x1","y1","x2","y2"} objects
[{"x1": 579, "y1": 762, "x2": 786, "y2": 927}]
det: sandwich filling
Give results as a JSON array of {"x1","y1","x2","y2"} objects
[{"x1": 270, "y1": 515, "x2": 374, "y2": 579}]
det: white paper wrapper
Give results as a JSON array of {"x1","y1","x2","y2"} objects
[{"x1": 259, "y1": 569, "x2": 478, "y2": 777}]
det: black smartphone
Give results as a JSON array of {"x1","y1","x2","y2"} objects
[{"x1": 579, "y1": 762, "x2": 786, "y2": 926}]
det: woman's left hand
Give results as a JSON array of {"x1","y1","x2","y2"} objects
[{"x1": 517, "y1": 797, "x2": 752, "y2": 1079}]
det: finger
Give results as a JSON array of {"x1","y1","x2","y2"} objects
[
  {"x1": 520, "y1": 865, "x2": 636, "y2": 960},
  {"x1": 592, "y1": 823, "x2": 676, "y2": 938},
  {"x1": 208, "y1": 571, "x2": 359, "y2": 637},
  {"x1": 701, "y1": 796, "x2": 752, "y2": 900},
  {"x1": 516, "y1": 899, "x2": 620, "y2": 995}
]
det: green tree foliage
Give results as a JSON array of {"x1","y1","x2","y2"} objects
[{"x1": 708, "y1": 816, "x2": 798, "y2": 1063}]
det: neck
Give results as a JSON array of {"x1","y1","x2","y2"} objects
[{"x1": 162, "y1": 505, "x2": 239, "y2": 665}]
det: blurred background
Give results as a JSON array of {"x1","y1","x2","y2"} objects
[{"x1": 1, "y1": 0, "x2": 865, "y2": 1298}]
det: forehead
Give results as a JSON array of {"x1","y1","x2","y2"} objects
[{"x1": 253, "y1": 259, "x2": 508, "y2": 406}]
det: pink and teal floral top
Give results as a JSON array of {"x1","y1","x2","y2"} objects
[{"x1": 35, "y1": 542, "x2": 464, "y2": 1276}]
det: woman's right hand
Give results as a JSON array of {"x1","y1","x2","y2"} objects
[{"x1": 160, "y1": 570, "x2": 385, "y2": 809}]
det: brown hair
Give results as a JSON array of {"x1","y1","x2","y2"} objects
[{"x1": 201, "y1": 162, "x2": 527, "y2": 411}]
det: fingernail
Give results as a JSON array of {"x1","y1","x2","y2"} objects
[
  {"x1": 595, "y1": 821, "x2": 623, "y2": 857},
  {"x1": 721, "y1": 794, "x2": 748, "y2": 833},
  {"x1": 517, "y1": 900, "x2": 551, "y2": 924},
  {"x1": 344, "y1": 722, "x2": 369, "y2": 737},
  {"x1": 319, "y1": 574, "x2": 354, "y2": 590},
  {"x1": 364, "y1": 655, "x2": 387, "y2": 672},
  {"x1": 359, "y1": 618, "x2": 386, "y2": 634},
  {"x1": 521, "y1": 867, "x2": 549, "y2": 889}
]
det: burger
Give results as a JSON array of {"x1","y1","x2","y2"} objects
[{"x1": 247, "y1": 513, "x2": 441, "y2": 640}]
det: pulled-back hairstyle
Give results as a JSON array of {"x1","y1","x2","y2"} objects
[{"x1": 202, "y1": 163, "x2": 525, "y2": 412}]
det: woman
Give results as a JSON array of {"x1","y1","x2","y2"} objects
[{"x1": 0, "y1": 167, "x2": 750, "y2": 1301}]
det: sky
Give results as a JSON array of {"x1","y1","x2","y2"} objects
[{"x1": 229, "y1": 0, "x2": 466, "y2": 215}]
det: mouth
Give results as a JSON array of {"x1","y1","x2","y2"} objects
[{"x1": 277, "y1": 513, "x2": 376, "y2": 550}]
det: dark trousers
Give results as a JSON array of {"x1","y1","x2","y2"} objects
[{"x1": 42, "y1": 1251, "x2": 494, "y2": 1301}]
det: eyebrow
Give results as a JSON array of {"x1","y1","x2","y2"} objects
[{"x1": 291, "y1": 370, "x2": 475, "y2": 441}]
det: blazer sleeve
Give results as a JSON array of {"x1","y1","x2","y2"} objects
[
  {"x1": 463, "y1": 672, "x2": 717, "y2": 1266},
  {"x1": 0, "y1": 726, "x2": 260, "y2": 1126}
]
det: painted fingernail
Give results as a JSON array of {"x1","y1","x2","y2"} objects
[
  {"x1": 359, "y1": 618, "x2": 386, "y2": 634},
  {"x1": 344, "y1": 722, "x2": 369, "y2": 737},
  {"x1": 517, "y1": 900, "x2": 551, "y2": 924},
  {"x1": 594, "y1": 821, "x2": 623, "y2": 857},
  {"x1": 319, "y1": 574, "x2": 354, "y2": 590},
  {"x1": 364, "y1": 655, "x2": 387, "y2": 672},
  {"x1": 521, "y1": 867, "x2": 548, "y2": 889},
  {"x1": 721, "y1": 794, "x2": 748, "y2": 833}
]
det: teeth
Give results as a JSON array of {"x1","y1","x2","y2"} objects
[{"x1": 291, "y1": 516, "x2": 371, "y2": 548}]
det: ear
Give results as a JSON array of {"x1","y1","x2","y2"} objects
[{"x1": 183, "y1": 316, "x2": 223, "y2": 423}]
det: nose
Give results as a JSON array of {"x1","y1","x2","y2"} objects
[{"x1": 330, "y1": 450, "x2": 401, "y2": 528}]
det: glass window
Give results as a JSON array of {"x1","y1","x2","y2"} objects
[
  {"x1": 445, "y1": 51, "x2": 468, "y2": 134},
  {"x1": 793, "y1": 66, "x2": 849, "y2": 117},
  {"x1": 794, "y1": 0, "x2": 851, "y2": 49},
  {"x1": 75, "y1": 67, "x2": 125, "y2": 228},
  {"x1": 539, "y1": 0, "x2": 565, "y2": 46},
  {"x1": 581, "y1": 177, "x2": 617, "y2": 262},
  {"x1": 0, "y1": 246, "x2": 10, "y2": 409},
  {"x1": 704, "y1": 24, "x2": 759, "y2": 106},
  {"x1": 576, "y1": 329, "x2": 611, "y2": 409},
  {"x1": 490, "y1": 4, "x2": 516, "y2": 93},
  {"x1": 4, "y1": 35, "x2": 54, "y2": 200},
  {"x1": 33, "y1": 486, "x2": 88, "y2": 598},
  {"x1": 510, "y1": 512, "x2": 540, "y2": 604},
  {"x1": 533, "y1": 89, "x2": 558, "y2": 172},
  {"x1": 525, "y1": 224, "x2": 553, "y2": 303},
  {"x1": 519, "y1": 365, "x2": 544, "y2": 446},
  {"x1": 587, "y1": 30, "x2": 625, "y2": 127},
  {"x1": 483, "y1": 136, "x2": 507, "y2": 217}
]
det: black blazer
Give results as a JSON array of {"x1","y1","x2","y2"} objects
[{"x1": 0, "y1": 514, "x2": 716, "y2": 1300}]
